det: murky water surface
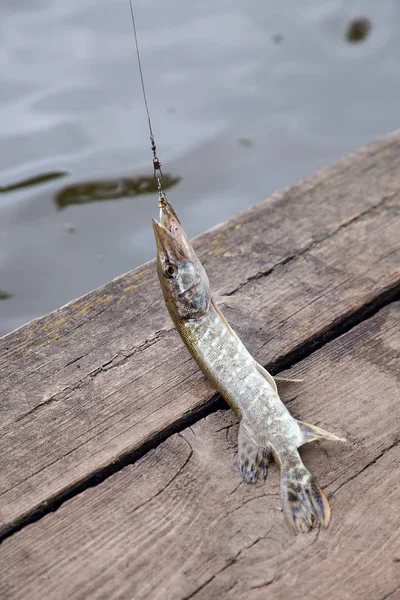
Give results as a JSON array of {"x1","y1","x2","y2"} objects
[{"x1": 1, "y1": 0, "x2": 399, "y2": 336}]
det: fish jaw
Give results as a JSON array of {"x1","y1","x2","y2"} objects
[
  {"x1": 158, "y1": 202, "x2": 206, "y2": 266},
  {"x1": 152, "y1": 218, "x2": 188, "y2": 264},
  {"x1": 159, "y1": 202, "x2": 185, "y2": 239},
  {"x1": 152, "y1": 207, "x2": 211, "y2": 322}
]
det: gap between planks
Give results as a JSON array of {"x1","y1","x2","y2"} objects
[
  {"x1": 0, "y1": 288, "x2": 399, "y2": 545},
  {"x1": 0, "y1": 303, "x2": 398, "y2": 600}
]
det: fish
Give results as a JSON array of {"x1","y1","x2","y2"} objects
[{"x1": 152, "y1": 201, "x2": 345, "y2": 534}]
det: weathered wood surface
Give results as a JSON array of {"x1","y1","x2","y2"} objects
[
  {"x1": 1, "y1": 132, "x2": 400, "y2": 537},
  {"x1": 1, "y1": 304, "x2": 398, "y2": 600}
]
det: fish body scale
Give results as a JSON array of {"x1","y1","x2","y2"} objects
[{"x1": 177, "y1": 303, "x2": 299, "y2": 454}]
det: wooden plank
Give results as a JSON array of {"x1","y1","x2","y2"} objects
[
  {"x1": 1, "y1": 132, "x2": 400, "y2": 535},
  {"x1": 0, "y1": 304, "x2": 398, "y2": 600}
]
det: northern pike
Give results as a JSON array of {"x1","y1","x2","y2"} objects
[{"x1": 153, "y1": 201, "x2": 344, "y2": 533}]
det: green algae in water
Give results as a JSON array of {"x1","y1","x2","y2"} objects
[
  {"x1": 346, "y1": 18, "x2": 371, "y2": 43},
  {"x1": 0, "y1": 171, "x2": 67, "y2": 193},
  {"x1": 237, "y1": 138, "x2": 253, "y2": 148},
  {"x1": 55, "y1": 173, "x2": 181, "y2": 210},
  {"x1": 272, "y1": 33, "x2": 283, "y2": 44},
  {"x1": 0, "y1": 291, "x2": 13, "y2": 300}
]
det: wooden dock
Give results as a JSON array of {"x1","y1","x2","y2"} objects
[{"x1": 1, "y1": 132, "x2": 399, "y2": 599}]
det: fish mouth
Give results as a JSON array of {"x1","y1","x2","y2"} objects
[
  {"x1": 153, "y1": 201, "x2": 191, "y2": 260},
  {"x1": 159, "y1": 201, "x2": 182, "y2": 232},
  {"x1": 152, "y1": 218, "x2": 188, "y2": 260}
]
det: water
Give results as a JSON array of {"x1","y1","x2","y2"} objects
[{"x1": 1, "y1": 0, "x2": 399, "y2": 336}]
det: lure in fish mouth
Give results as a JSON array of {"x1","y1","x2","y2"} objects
[{"x1": 153, "y1": 201, "x2": 345, "y2": 534}]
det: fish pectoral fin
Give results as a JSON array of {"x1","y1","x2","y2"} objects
[
  {"x1": 237, "y1": 421, "x2": 271, "y2": 484},
  {"x1": 255, "y1": 362, "x2": 278, "y2": 394},
  {"x1": 210, "y1": 298, "x2": 236, "y2": 337},
  {"x1": 274, "y1": 376, "x2": 304, "y2": 384},
  {"x1": 297, "y1": 420, "x2": 346, "y2": 446}
]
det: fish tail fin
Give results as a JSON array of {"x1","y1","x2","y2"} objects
[
  {"x1": 280, "y1": 463, "x2": 331, "y2": 534},
  {"x1": 297, "y1": 420, "x2": 346, "y2": 446}
]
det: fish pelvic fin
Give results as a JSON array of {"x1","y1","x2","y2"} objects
[
  {"x1": 297, "y1": 420, "x2": 346, "y2": 446},
  {"x1": 280, "y1": 465, "x2": 331, "y2": 534},
  {"x1": 237, "y1": 421, "x2": 271, "y2": 484}
]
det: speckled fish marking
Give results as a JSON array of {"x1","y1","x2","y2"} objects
[{"x1": 153, "y1": 201, "x2": 345, "y2": 534}]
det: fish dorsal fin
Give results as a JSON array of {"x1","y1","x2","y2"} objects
[
  {"x1": 255, "y1": 362, "x2": 278, "y2": 394},
  {"x1": 211, "y1": 297, "x2": 236, "y2": 337},
  {"x1": 297, "y1": 420, "x2": 346, "y2": 446}
]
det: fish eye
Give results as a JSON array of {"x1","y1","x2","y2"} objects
[{"x1": 164, "y1": 262, "x2": 177, "y2": 279}]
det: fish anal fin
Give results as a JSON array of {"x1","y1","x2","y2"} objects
[
  {"x1": 297, "y1": 420, "x2": 346, "y2": 446},
  {"x1": 237, "y1": 421, "x2": 271, "y2": 484},
  {"x1": 255, "y1": 362, "x2": 278, "y2": 394}
]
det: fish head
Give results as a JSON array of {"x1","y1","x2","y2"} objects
[{"x1": 152, "y1": 202, "x2": 211, "y2": 322}]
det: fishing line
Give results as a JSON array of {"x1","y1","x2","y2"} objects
[{"x1": 129, "y1": 0, "x2": 167, "y2": 208}]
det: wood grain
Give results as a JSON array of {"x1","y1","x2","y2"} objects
[
  {"x1": 0, "y1": 304, "x2": 398, "y2": 600},
  {"x1": 1, "y1": 132, "x2": 400, "y2": 535}
]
